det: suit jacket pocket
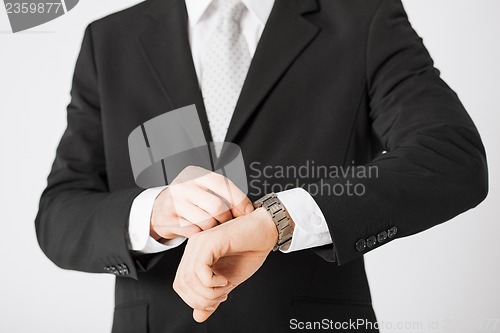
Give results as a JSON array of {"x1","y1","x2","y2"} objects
[{"x1": 111, "y1": 301, "x2": 148, "y2": 333}]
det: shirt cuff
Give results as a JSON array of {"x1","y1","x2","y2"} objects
[
  {"x1": 128, "y1": 186, "x2": 187, "y2": 254},
  {"x1": 276, "y1": 187, "x2": 333, "y2": 253}
]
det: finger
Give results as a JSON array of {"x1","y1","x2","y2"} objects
[
  {"x1": 177, "y1": 283, "x2": 227, "y2": 311},
  {"x1": 194, "y1": 172, "x2": 253, "y2": 218},
  {"x1": 188, "y1": 186, "x2": 233, "y2": 223},
  {"x1": 205, "y1": 292, "x2": 228, "y2": 311},
  {"x1": 186, "y1": 272, "x2": 233, "y2": 300},
  {"x1": 177, "y1": 202, "x2": 218, "y2": 231},
  {"x1": 194, "y1": 294, "x2": 229, "y2": 322},
  {"x1": 154, "y1": 217, "x2": 202, "y2": 239},
  {"x1": 195, "y1": 260, "x2": 228, "y2": 288},
  {"x1": 193, "y1": 308, "x2": 213, "y2": 323}
]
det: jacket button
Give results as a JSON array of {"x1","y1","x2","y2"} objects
[
  {"x1": 355, "y1": 239, "x2": 366, "y2": 252},
  {"x1": 367, "y1": 236, "x2": 377, "y2": 248},
  {"x1": 377, "y1": 231, "x2": 388, "y2": 243},
  {"x1": 118, "y1": 264, "x2": 129, "y2": 275},
  {"x1": 388, "y1": 227, "x2": 398, "y2": 238}
]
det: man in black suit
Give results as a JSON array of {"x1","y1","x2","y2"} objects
[{"x1": 35, "y1": 0, "x2": 488, "y2": 332}]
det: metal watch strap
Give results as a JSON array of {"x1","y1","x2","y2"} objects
[{"x1": 253, "y1": 193, "x2": 293, "y2": 251}]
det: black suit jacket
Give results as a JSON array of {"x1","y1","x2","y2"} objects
[{"x1": 35, "y1": 0, "x2": 488, "y2": 332}]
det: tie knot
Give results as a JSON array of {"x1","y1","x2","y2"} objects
[{"x1": 219, "y1": 0, "x2": 246, "y2": 28}]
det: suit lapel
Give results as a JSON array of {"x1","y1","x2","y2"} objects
[
  {"x1": 137, "y1": 0, "x2": 320, "y2": 146},
  {"x1": 224, "y1": 0, "x2": 320, "y2": 143},
  {"x1": 138, "y1": 0, "x2": 213, "y2": 143}
]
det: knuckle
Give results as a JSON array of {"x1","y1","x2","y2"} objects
[
  {"x1": 182, "y1": 165, "x2": 197, "y2": 174},
  {"x1": 212, "y1": 200, "x2": 228, "y2": 215},
  {"x1": 172, "y1": 280, "x2": 180, "y2": 293},
  {"x1": 197, "y1": 218, "x2": 216, "y2": 231},
  {"x1": 208, "y1": 172, "x2": 225, "y2": 187},
  {"x1": 216, "y1": 175, "x2": 228, "y2": 188}
]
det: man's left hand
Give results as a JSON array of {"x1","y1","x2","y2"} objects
[{"x1": 173, "y1": 207, "x2": 278, "y2": 323}]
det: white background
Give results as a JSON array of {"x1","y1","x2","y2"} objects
[{"x1": 0, "y1": 1, "x2": 499, "y2": 332}]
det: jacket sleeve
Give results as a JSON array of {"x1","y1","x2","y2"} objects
[
  {"x1": 311, "y1": 0, "x2": 488, "y2": 264},
  {"x1": 35, "y1": 24, "x2": 150, "y2": 280}
]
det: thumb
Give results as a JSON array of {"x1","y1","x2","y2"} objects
[{"x1": 230, "y1": 197, "x2": 254, "y2": 218}]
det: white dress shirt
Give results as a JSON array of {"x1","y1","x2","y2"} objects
[{"x1": 128, "y1": 0, "x2": 333, "y2": 254}]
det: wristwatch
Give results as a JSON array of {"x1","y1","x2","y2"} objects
[{"x1": 253, "y1": 193, "x2": 294, "y2": 251}]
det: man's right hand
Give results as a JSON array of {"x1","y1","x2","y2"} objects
[{"x1": 150, "y1": 166, "x2": 253, "y2": 241}]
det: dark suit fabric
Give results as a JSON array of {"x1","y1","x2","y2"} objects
[{"x1": 35, "y1": 0, "x2": 488, "y2": 332}]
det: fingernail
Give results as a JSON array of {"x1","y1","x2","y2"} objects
[
  {"x1": 205, "y1": 306, "x2": 216, "y2": 311},
  {"x1": 245, "y1": 204, "x2": 254, "y2": 214}
]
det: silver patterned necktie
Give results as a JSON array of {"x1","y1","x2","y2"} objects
[{"x1": 200, "y1": 0, "x2": 251, "y2": 155}]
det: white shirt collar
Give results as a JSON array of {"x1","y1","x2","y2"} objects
[{"x1": 185, "y1": 0, "x2": 275, "y2": 26}]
